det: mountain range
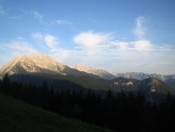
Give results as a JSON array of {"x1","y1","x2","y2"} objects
[
  {"x1": 73, "y1": 63, "x2": 175, "y2": 90},
  {"x1": 0, "y1": 53, "x2": 174, "y2": 98}
]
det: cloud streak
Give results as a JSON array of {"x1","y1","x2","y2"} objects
[
  {"x1": 52, "y1": 19, "x2": 73, "y2": 25},
  {"x1": 0, "y1": 38, "x2": 38, "y2": 65},
  {"x1": 28, "y1": 10, "x2": 42, "y2": 20},
  {"x1": 44, "y1": 35, "x2": 59, "y2": 51},
  {"x1": 22, "y1": 10, "x2": 43, "y2": 22},
  {"x1": 32, "y1": 32, "x2": 43, "y2": 40},
  {"x1": 133, "y1": 16, "x2": 146, "y2": 39},
  {"x1": 32, "y1": 32, "x2": 59, "y2": 51}
]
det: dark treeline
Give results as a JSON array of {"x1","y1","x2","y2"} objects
[{"x1": 0, "y1": 74, "x2": 175, "y2": 132}]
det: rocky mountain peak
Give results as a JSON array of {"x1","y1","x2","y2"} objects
[{"x1": 0, "y1": 53, "x2": 66, "y2": 75}]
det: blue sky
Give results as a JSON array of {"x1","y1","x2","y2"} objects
[{"x1": 0, "y1": 0, "x2": 175, "y2": 74}]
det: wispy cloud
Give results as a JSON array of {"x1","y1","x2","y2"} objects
[
  {"x1": 132, "y1": 40, "x2": 153, "y2": 52},
  {"x1": 6, "y1": 41, "x2": 37, "y2": 53},
  {"x1": 52, "y1": 19, "x2": 73, "y2": 25},
  {"x1": 29, "y1": 10, "x2": 42, "y2": 20},
  {"x1": 8, "y1": 15, "x2": 23, "y2": 20},
  {"x1": 32, "y1": 32, "x2": 43, "y2": 40},
  {"x1": 44, "y1": 34, "x2": 59, "y2": 51},
  {"x1": 0, "y1": 38, "x2": 38, "y2": 65},
  {"x1": 133, "y1": 16, "x2": 146, "y2": 39},
  {"x1": 23, "y1": 10, "x2": 43, "y2": 22},
  {"x1": 32, "y1": 32, "x2": 59, "y2": 51}
]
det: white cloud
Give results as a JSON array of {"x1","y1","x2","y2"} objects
[
  {"x1": 32, "y1": 32, "x2": 43, "y2": 40},
  {"x1": 111, "y1": 42, "x2": 129, "y2": 50},
  {"x1": 111, "y1": 40, "x2": 153, "y2": 52},
  {"x1": 44, "y1": 34, "x2": 59, "y2": 51},
  {"x1": 6, "y1": 41, "x2": 37, "y2": 53},
  {"x1": 132, "y1": 40, "x2": 152, "y2": 52},
  {"x1": 133, "y1": 16, "x2": 146, "y2": 39},
  {"x1": 31, "y1": 32, "x2": 59, "y2": 51},
  {"x1": 52, "y1": 19, "x2": 73, "y2": 25},
  {"x1": 73, "y1": 31, "x2": 112, "y2": 47}
]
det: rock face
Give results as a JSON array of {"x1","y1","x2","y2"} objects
[
  {"x1": 0, "y1": 53, "x2": 67, "y2": 75},
  {"x1": 72, "y1": 64, "x2": 116, "y2": 79},
  {"x1": 140, "y1": 77, "x2": 170, "y2": 94}
]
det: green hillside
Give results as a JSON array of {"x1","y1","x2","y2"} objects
[{"x1": 0, "y1": 93, "x2": 114, "y2": 132}]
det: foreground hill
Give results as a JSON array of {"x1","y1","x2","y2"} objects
[{"x1": 0, "y1": 93, "x2": 114, "y2": 132}]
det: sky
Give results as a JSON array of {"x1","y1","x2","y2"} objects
[{"x1": 0, "y1": 0, "x2": 175, "y2": 75}]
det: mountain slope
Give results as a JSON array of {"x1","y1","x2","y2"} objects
[
  {"x1": 73, "y1": 64, "x2": 115, "y2": 79},
  {"x1": 165, "y1": 79, "x2": 175, "y2": 90},
  {"x1": 0, "y1": 93, "x2": 114, "y2": 132}
]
